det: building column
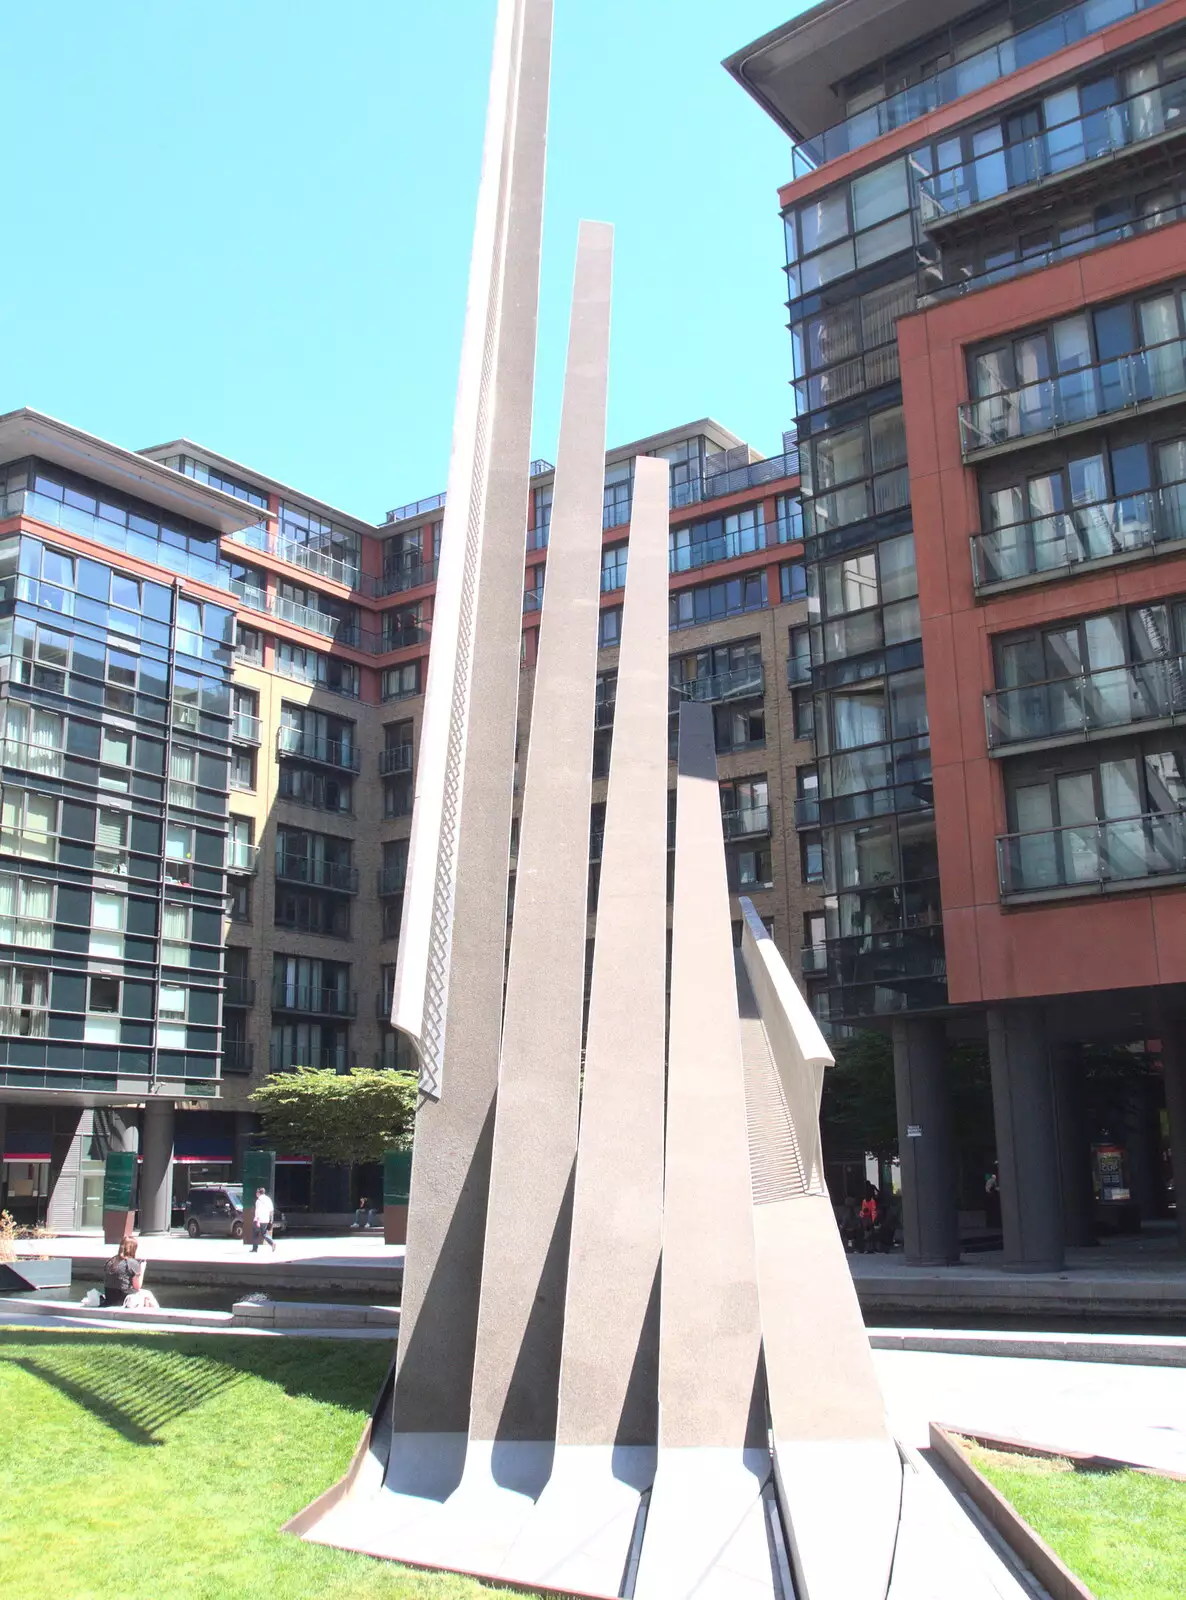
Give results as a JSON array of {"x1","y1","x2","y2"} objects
[
  {"x1": 892, "y1": 1016, "x2": 959, "y2": 1265},
  {"x1": 232, "y1": 1112, "x2": 255, "y2": 1181},
  {"x1": 1161, "y1": 1026, "x2": 1186, "y2": 1250},
  {"x1": 1052, "y1": 1046, "x2": 1095, "y2": 1248},
  {"x1": 46, "y1": 1108, "x2": 91, "y2": 1232},
  {"x1": 139, "y1": 1100, "x2": 176, "y2": 1235},
  {"x1": 987, "y1": 1007, "x2": 1063, "y2": 1271},
  {"x1": 0, "y1": 1104, "x2": 6, "y2": 1208}
]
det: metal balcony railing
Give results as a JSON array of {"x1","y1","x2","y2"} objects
[
  {"x1": 722, "y1": 805, "x2": 771, "y2": 839},
  {"x1": 960, "y1": 336, "x2": 1186, "y2": 458},
  {"x1": 378, "y1": 867, "x2": 407, "y2": 896},
  {"x1": 971, "y1": 485, "x2": 1186, "y2": 589},
  {"x1": 225, "y1": 842, "x2": 259, "y2": 874},
  {"x1": 222, "y1": 1040, "x2": 255, "y2": 1074},
  {"x1": 276, "y1": 727, "x2": 361, "y2": 771},
  {"x1": 231, "y1": 711, "x2": 261, "y2": 744},
  {"x1": 669, "y1": 448, "x2": 800, "y2": 510},
  {"x1": 921, "y1": 72, "x2": 1186, "y2": 230},
  {"x1": 274, "y1": 853, "x2": 359, "y2": 893},
  {"x1": 386, "y1": 491, "x2": 447, "y2": 523},
  {"x1": 378, "y1": 744, "x2": 414, "y2": 776},
  {"x1": 270, "y1": 982, "x2": 358, "y2": 1018},
  {"x1": 986, "y1": 656, "x2": 1186, "y2": 751},
  {"x1": 223, "y1": 976, "x2": 256, "y2": 1006},
  {"x1": 377, "y1": 557, "x2": 439, "y2": 596},
  {"x1": 998, "y1": 810, "x2": 1186, "y2": 898},
  {"x1": 269, "y1": 1044, "x2": 355, "y2": 1073}
]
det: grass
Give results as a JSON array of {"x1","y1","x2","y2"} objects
[
  {"x1": 0, "y1": 1330, "x2": 531, "y2": 1600},
  {"x1": 968, "y1": 1441, "x2": 1186, "y2": 1600}
]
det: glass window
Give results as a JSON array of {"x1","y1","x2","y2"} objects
[
  {"x1": 824, "y1": 552, "x2": 877, "y2": 615},
  {"x1": 815, "y1": 427, "x2": 868, "y2": 489},
  {"x1": 832, "y1": 684, "x2": 887, "y2": 749},
  {"x1": 799, "y1": 189, "x2": 849, "y2": 254},
  {"x1": 878, "y1": 533, "x2": 917, "y2": 600},
  {"x1": 851, "y1": 160, "x2": 908, "y2": 230}
]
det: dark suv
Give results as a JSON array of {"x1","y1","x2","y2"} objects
[{"x1": 182, "y1": 1184, "x2": 286, "y2": 1239}]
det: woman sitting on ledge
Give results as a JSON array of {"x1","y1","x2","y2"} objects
[{"x1": 102, "y1": 1235, "x2": 160, "y2": 1311}]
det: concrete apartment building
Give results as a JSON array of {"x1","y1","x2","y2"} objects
[
  {"x1": 728, "y1": 0, "x2": 1186, "y2": 1265},
  {"x1": 0, "y1": 407, "x2": 809, "y2": 1230}
]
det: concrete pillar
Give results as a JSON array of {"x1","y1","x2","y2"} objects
[
  {"x1": 891, "y1": 1017, "x2": 959, "y2": 1265},
  {"x1": 1052, "y1": 1048, "x2": 1095, "y2": 1248},
  {"x1": 0, "y1": 1103, "x2": 6, "y2": 1209},
  {"x1": 139, "y1": 1100, "x2": 175, "y2": 1235},
  {"x1": 1161, "y1": 1028, "x2": 1186, "y2": 1249},
  {"x1": 987, "y1": 1007, "x2": 1064, "y2": 1271}
]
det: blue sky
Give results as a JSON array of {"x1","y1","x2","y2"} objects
[{"x1": 1, "y1": 1, "x2": 806, "y2": 522}]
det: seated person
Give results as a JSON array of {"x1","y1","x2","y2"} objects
[
  {"x1": 351, "y1": 1197, "x2": 376, "y2": 1229},
  {"x1": 102, "y1": 1235, "x2": 159, "y2": 1310}
]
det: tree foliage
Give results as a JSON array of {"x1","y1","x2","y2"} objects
[
  {"x1": 249, "y1": 1067, "x2": 418, "y2": 1167},
  {"x1": 820, "y1": 1029, "x2": 899, "y2": 1160}
]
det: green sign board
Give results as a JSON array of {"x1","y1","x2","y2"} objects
[
  {"x1": 242, "y1": 1150, "x2": 276, "y2": 1209},
  {"x1": 102, "y1": 1150, "x2": 137, "y2": 1213},
  {"x1": 383, "y1": 1149, "x2": 413, "y2": 1208}
]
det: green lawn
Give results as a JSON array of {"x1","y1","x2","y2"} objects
[
  {"x1": 0, "y1": 1330, "x2": 531, "y2": 1600},
  {"x1": 969, "y1": 1441, "x2": 1186, "y2": 1600}
]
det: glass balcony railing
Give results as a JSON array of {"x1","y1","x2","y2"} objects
[
  {"x1": 378, "y1": 867, "x2": 407, "y2": 896},
  {"x1": 722, "y1": 805, "x2": 771, "y2": 839},
  {"x1": 378, "y1": 744, "x2": 414, "y2": 776},
  {"x1": 276, "y1": 727, "x2": 360, "y2": 771},
  {"x1": 960, "y1": 337, "x2": 1186, "y2": 457},
  {"x1": 225, "y1": 842, "x2": 259, "y2": 874},
  {"x1": 603, "y1": 500, "x2": 632, "y2": 531},
  {"x1": 386, "y1": 491, "x2": 447, "y2": 524},
  {"x1": 986, "y1": 656, "x2": 1186, "y2": 749},
  {"x1": 793, "y1": 794, "x2": 820, "y2": 829},
  {"x1": 377, "y1": 557, "x2": 438, "y2": 595},
  {"x1": 270, "y1": 982, "x2": 357, "y2": 1017},
  {"x1": 787, "y1": 655, "x2": 813, "y2": 687},
  {"x1": 800, "y1": 944, "x2": 828, "y2": 975},
  {"x1": 231, "y1": 711, "x2": 261, "y2": 744},
  {"x1": 223, "y1": 977, "x2": 256, "y2": 1007},
  {"x1": 789, "y1": 0, "x2": 1158, "y2": 178},
  {"x1": 920, "y1": 71, "x2": 1186, "y2": 229},
  {"x1": 669, "y1": 448, "x2": 799, "y2": 511},
  {"x1": 274, "y1": 854, "x2": 359, "y2": 893},
  {"x1": 673, "y1": 664, "x2": 765, "y2": 704},
  {"x1": 225, "y1": 524, "x2": 362, "y2": 590},
  {"x1": 998, "y1": 809, "x2": 1186, "y2": 896},
  {"x1": 972, "y1": 485, "x2": 1186, "y2": 588}
]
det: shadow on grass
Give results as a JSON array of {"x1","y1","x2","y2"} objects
[
  {"x1": 0, "y1": 1329, "x2": 393, "y2": 1439},
  {"x1": 5, "y1": 1344, "x2": 248, "y2": 1446}
]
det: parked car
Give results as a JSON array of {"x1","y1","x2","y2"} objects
[{"x1": 183, "y1": 1184, "x2": 286, "y2": 1239}]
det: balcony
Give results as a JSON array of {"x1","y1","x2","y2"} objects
[
  {"x1": 603, "y1": 500, "x2": 631, "y2": 532},
  {"x1": 722, "y1": 805, "x2": 771, "y2": 839},
  {"x1": 382, "y1": 621, "x2": 430, "y2": 650},
  {"x1": 793, "y1": 794, "x2": 820, "y2": 829},
  {"x1": 276, "y1": 727, "x2": 360, "y2": 772},
  {"x1": 222, "y1": 1040, "x2": 255, "y2": 1075},
  {"x1": 226, "y1": 524, "x2": 363, "y2": 590},
  {"x1": 920, "y1": 74, "x2": 1186, "y2": 235},
  {"x1": 378, "y1": 744, "x2": 414, "y2": 776},
  {"x1": 270, "y1": 1044, "x2": 355, "y2": 1073},
  {"x1": 800, "y1": 944, "x2": 828, "y2": 975},
  {"x1": 787, "y1": 0, "x2": 1154, "y2": 179},
  {"x1": 985, "y1": 657, "x2": 1186, "y2": 753},
  {"x1": 998, "y1": 810, "x2": 1186, "y2": 900},
  {"x1": 378, "y1": 867, "x2": 407, "y2": 896},
  {"x1": 669, "y1": 446, "x2": 799, "y2": 510},
  {"x1": 524, "y1": 587, "x2": 545, "y2": 612},
  {"x1": 275, "y1": 853, "x2": 359, "y2": 893},
  {"x1": 224, "y1": 976, "x2": 256, "y2": 1007},
  {"x1": 378, "y1": 557, "x2": 438, "y2": 596},
  {"x1": 972, "y1": 486, "x2": 1186, "y2": 591},
  {"x1": 674, "y1": 663, "x2": 765, "y2": 704},
  {"x1": 804, "y1": 467, "x2": 910, "y2": 540},
  {"x1": 594, "y1": 696, "x2": 616, "y2": 729},
  {"x1": 271, "y1": 981, "x2": 357, "y2": 1018},
  {"x1": 225, "y1": 842, "x2": 259, "y2": 875},
  {"x1": 271, "y1": 593, "x2": 358, "y2": 644},
  {"x1": 375, "y1": 991, "x2": 396, "y2": 1020},
  {"x1": 959, "y1": 338, "x2": 1186, "y2": 460},
  {"x1": 787, "y1": 655, "x2": 813, "y2": 687},
  {"x1": 231, "y1": 711, "x2": 261, "y2": 745},
  {"x1": 386, "y1": 491, "x2": 447, "y2": 523}
]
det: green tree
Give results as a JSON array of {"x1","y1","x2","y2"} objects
[
  {"x1": 820, "y1": 1030, "x2": 898, "y2": 1161},
  {"x1": 249, "y1": 1067, "x2": 418, "y2": 1166}
]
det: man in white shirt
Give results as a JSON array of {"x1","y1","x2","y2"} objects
[{"x1": 252, "y1": 1187, "x2": 276, "y2": 1253}]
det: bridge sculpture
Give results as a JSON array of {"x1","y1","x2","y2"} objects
[{"x1": 287, "y1": 0, "x2": 903, "y2": 1594}]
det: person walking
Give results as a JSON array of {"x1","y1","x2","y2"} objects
[{"x1": 252, "y1": 1187, "x2": 276, "y2": 1253}]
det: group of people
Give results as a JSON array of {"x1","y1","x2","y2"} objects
[
  {"x1": 839, "y1": 1185, "x2": 899, "y2": 1254},
  {"x1": 98, "y1": 1186, "x2": 279, "y2": 1310}
]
